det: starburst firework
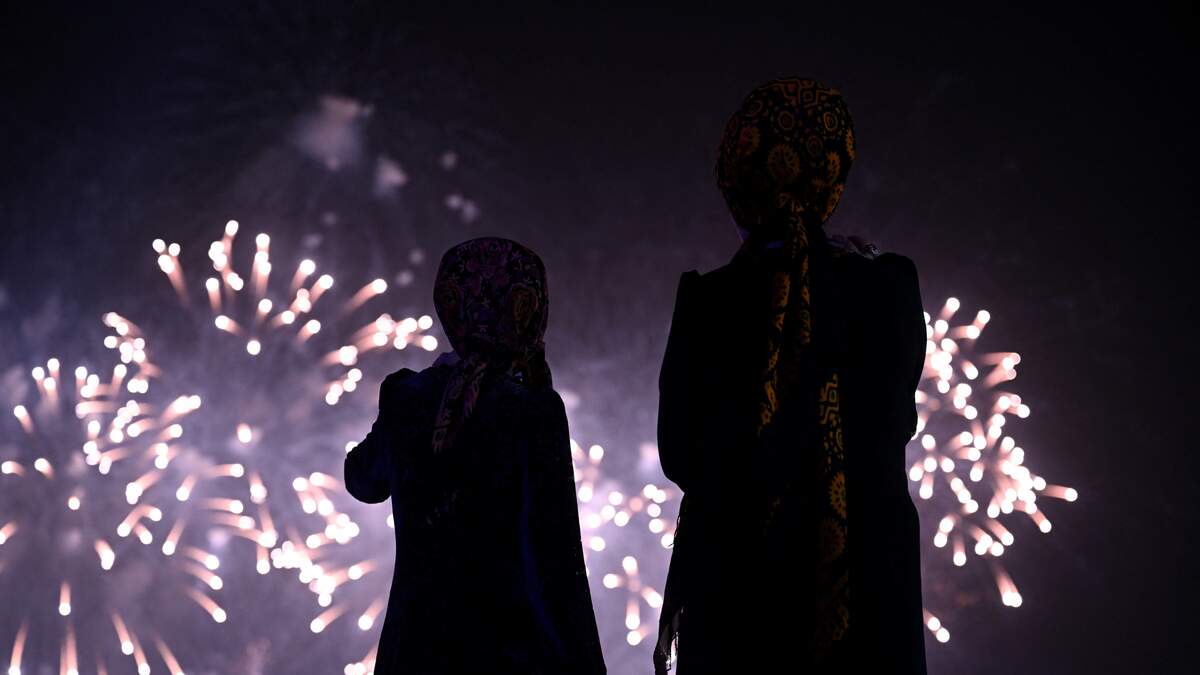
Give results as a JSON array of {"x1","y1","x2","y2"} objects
[
  {"x1": 2, "y1": 353, "x2": 228, "y2": 675},
  {"x1": 908, "y1": 297, "x2": 1078, "y2": 643},
  {"x1": 91, "y1": 220, "x2": 438, "y2": 670}
]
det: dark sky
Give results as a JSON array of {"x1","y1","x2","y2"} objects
[{"x1": 2, "y1": 3, "x2": 1197, "y2": 673}]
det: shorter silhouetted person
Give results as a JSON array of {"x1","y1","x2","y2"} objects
[
  {"x1": 653, "y1": 79, "x2": 928, "y2": 673},
  {"x1": 344, "y1": 237, "x2": 606, "y2": 674}
]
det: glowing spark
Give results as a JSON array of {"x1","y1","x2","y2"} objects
[
  {"x1": 1, "y1": 355, "x2": 225, "y2": 673},
  {"x1": 908, "y1": 297, "x2": 1075, "y2": 641},
  {"x1": 106, "y1": 220, "x2": 437, "y2": 672}
]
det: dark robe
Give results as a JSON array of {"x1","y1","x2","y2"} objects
[
  {"x1": 344, "y1": 363, "x2": 606, "y2": 674},
  {"x1": 656, "y1": 244, "x2": 928, "y2": 673}
]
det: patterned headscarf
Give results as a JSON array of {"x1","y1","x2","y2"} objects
[
  {"x1": 721, "y1": 79, "x2": 854, "y2": 659},
  {"x1": 430, "y1": 237, "x2": 551, "y2": 453}
]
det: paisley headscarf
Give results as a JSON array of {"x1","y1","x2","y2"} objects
[
  {"x1": 726, "y1": 78, "x2": 855, "y2": 659},
  {"x1": 430, "y1": 237, "x2": 552, "y2": 453}
]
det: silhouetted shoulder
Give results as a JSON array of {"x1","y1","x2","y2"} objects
[
  {"x1": 382, "y1": 367, "x2": 418, "y2": 388},
  {"x1": 695, "y1": 262, "x2": 740, "y2": 287},
  {"x1": 870, "y1": 252, "x2": 918, "y2": 284},
  {"x1": 380, "y1": 367, "x2": 417, "y2": 395},
  {"x1": 475, "y1": 377, "x2": 567, "y2": 438},
  {"x1": 862, "y1": 253, "x2": 922, "y2": 315},
  {"x1": 672, "y1": 269, "x2": 703, "y2": 300},
  {"x1": 522, "y1": 385, "x2": 568, "y2": 424},
  {"x1": 827, "y1": 244, "x2": 919, "y2": 296},
  {"x1": 377, "y1": 366, "x2": 449, "y2": 422},
  {"x1": 377, "y1": 367, "x2": 421, "y2": 409},
  {"x1": 686, "y1": 256, "x2": 765, "y2": 303}
]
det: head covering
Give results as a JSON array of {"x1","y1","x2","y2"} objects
[
  {"x1": 430, "y1": 237, "x2": 551, "y2": 452},
  {"x1": 655, "y1": 79, "x2": 854, "y2": 673},
  {"x1": 717, "y1": 78, "x2": 854, "y2": 241},
  {"x1": 729, "y1": 77, "x2": 852, "y2": 661}
]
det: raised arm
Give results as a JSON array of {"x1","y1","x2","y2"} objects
[
  {"x1": 657, "y1": 270, "x2": 701, "y2": 492},
  {"x1": 519, "y1": 388, "x2": 606, "y2": 674},
  {"x1": 343, "y1": 369, "x2": 415, "y2": 504}
]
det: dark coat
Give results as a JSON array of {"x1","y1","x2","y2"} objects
[
  {"x1": 656, "y1": 245, "x2": 928, "y2": 674},
  {"x1": 344, "y1": 364, "x2": 606, "y2": 674}
]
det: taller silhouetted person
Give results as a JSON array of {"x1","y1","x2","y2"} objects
[
  {"x1": 344, "y1": 237, "x2": 606, "y2": 674},
  {"x1": 653, "y1": 79, "x2": 928, "y2": 674}
]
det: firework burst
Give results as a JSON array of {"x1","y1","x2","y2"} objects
[
  {"x1": 908, "y1": 297, "x2": 1078, "y2": 643},
  {"x1": 90, "y1": 220, "x2": 438, "y2": 669},
  {"x1": 268, "y1": 460, "x2": 394, "y2": 674},
  {"x1": 570, "y1": 437, "x2": 677, "y2": 662},
  {"x1": 2, "y1": 353, "x2": 228, "y2": 675}
]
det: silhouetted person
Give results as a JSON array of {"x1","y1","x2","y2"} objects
[
  {"x1": 344, "y1": 237, "x2": 606, "y2": 674},
  {"x1": 653, "y1": 79, "x2": 928, "y2": 673}
]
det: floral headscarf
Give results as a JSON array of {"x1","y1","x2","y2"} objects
[
  {"x1": 717, "y1": 78, "x2": 854, "y2": 240},
  {"x1": 431, "y1": 237, "x2": 551, "y2": 452},
  {"x1": 688, "y1": 78, "x2": 855, "y2": 667}
]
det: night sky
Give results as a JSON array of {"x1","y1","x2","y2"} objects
[{"x1": 2, "y1": 3, "x2": 1196, "y2": 673}]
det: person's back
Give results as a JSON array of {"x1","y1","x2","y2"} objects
[
  {"x1": 658, "y1": 242, "x2": 926, "y2": 672},
  {"x1": 654, "y1": 79, "x2": 928, "y2": 674},
  {"x1": 344, "y1": 237, "x2": 606, "y2": 675}
]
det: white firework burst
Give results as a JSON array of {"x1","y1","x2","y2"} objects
[
  {"x1": 573, "y1": 438, "x2": 676, "y2": 655},
  {"x1": 268, "y1": 461, "x2": 394, "y2": 674},
  {"x1": 91, "y1": 220, "x2": 437, "y2": 670},
  {"x1": 2, "y1": 353, "x2": 228, "y2": 675},
  {"x1": 908, "y1": 297, "x2": 1078, "y2": 644}
]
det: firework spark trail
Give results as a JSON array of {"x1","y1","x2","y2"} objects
[
  {"x1": 908, "y1": 297, "x2": 1078, "y2": 643},
  {"x1": 267, "y1": 456, "x2": 392, "y2": 674},
  {"x1": 90, "y1": 220, "x2": 437, "y2": 671},
  {"x1": 143, "y1": 218, "x2": 437, "y2": 401},
  {"x1": 2, "y1": 353, "x2": 228, "y2": 675},
  {"x1": 571, "y1": 438, "x2": 675, "y2": 650}
]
